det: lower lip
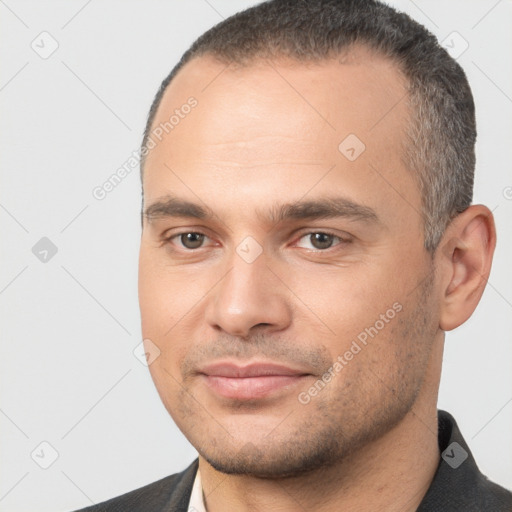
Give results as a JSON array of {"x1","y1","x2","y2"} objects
[{"x1": 202, "y1": 375, "x2": 307, "y2": 400}]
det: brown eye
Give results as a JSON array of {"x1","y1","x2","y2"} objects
[
  {"x1": 309, "y1": 233, "x2": 335, "y2": 250},
  {"x1": 179, "y1": 232, "x2": 205, "y2": 249},
  {"x1": 294, "y1": 231, "x2": 350, "y2": 252}
]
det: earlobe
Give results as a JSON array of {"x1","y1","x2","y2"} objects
[{"x1": 438, "y1": 205, "x2": 496, "y2": 331}]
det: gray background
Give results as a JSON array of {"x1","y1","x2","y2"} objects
[{"x1": 1, "y1": 1, "x2": 511, "y2": 510}]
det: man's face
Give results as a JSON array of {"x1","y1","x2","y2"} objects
[{"x1": 138, "y1": 50, "x2": 441, "y2": 477}]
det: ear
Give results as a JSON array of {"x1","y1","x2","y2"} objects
[{"x1": 437, "y1": 205, "x2": 496, "y2": 331}]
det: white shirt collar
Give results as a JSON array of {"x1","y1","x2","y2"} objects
[{"x1": 188, "y1": 466, "x2": 207, "y2": 512}]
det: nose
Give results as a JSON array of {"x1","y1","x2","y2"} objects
[{"x1": 204, "y1": 249, "x2": 292, "y2": 339}]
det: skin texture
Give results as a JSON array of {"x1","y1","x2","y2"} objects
[{"x1": 138, "y1": 48, "x2": 496, "y2": 511}]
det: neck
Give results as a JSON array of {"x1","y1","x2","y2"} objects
[{"x1": 199, "y1": 337, "x2": 444, "y2": 512}]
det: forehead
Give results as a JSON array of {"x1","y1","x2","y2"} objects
[
  {"x1": 152, "y1": 49, "x2": 407, "y2": 138},
  {"x1": 142, "y1": 49, "x2": 419, "y2": 231}
]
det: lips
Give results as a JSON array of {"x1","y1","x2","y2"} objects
[{"x1": 199, "y1": 361, "x2": 310, "y2": 400}]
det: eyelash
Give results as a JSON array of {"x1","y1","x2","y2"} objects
[{"x1": 162, "y1": 230, "x2": 351, "y2": 252}]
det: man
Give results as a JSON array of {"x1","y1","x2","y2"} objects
[{"x1": 75, "y1": 0, "x2": 512, "y2": 510}]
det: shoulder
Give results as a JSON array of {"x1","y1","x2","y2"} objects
[
  {"x1": 70, "y1": 459, "x2": 198, "y2": 512},
  {"x1": 418, "y1": 410, "x2": 512, "y2": 511}
]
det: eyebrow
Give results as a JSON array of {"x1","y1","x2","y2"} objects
[{"x1": 143, "y1": 194, "x2": 379, "y2": 225}]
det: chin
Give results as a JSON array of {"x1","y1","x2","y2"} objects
[{"x1": 200, "y1": 434, "x2": 342, "y2": 479}]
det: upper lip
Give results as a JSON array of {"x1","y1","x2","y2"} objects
[{"x1": 199, "y1": 361, "x2": 309, "y2": 378}]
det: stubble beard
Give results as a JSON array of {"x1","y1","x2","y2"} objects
[{"x1": 169, "y1": 274, "x2": 436, "y2": 479}]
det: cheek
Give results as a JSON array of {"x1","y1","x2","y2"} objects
[
  {"x1": 138, "y1": 268, "x2": 168, "y2": 337},
  {"x1": 282, "y1": 259, "x2": 419, "y2": 383},
  {"x1": 138, "y1": 249, "x2": 207, "y2": 377},
  {"x1": 138, "y1": 245, "x2": 186, "y2": 330},
  {"x1": 280, "y1": 261, "x2": 398, "y2": 332}
]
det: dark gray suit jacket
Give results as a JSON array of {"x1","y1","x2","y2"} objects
[{"x1": 73, "y1": 410, "x2": 512, "y2": 511}]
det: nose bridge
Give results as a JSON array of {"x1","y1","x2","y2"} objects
[{"x1": 205, "y1": 243, "x2": 291, "y2": 337}]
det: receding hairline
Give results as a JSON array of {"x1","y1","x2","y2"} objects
[{"x1": 141, "y1": 43, "x2": 411, "y2": 173}]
